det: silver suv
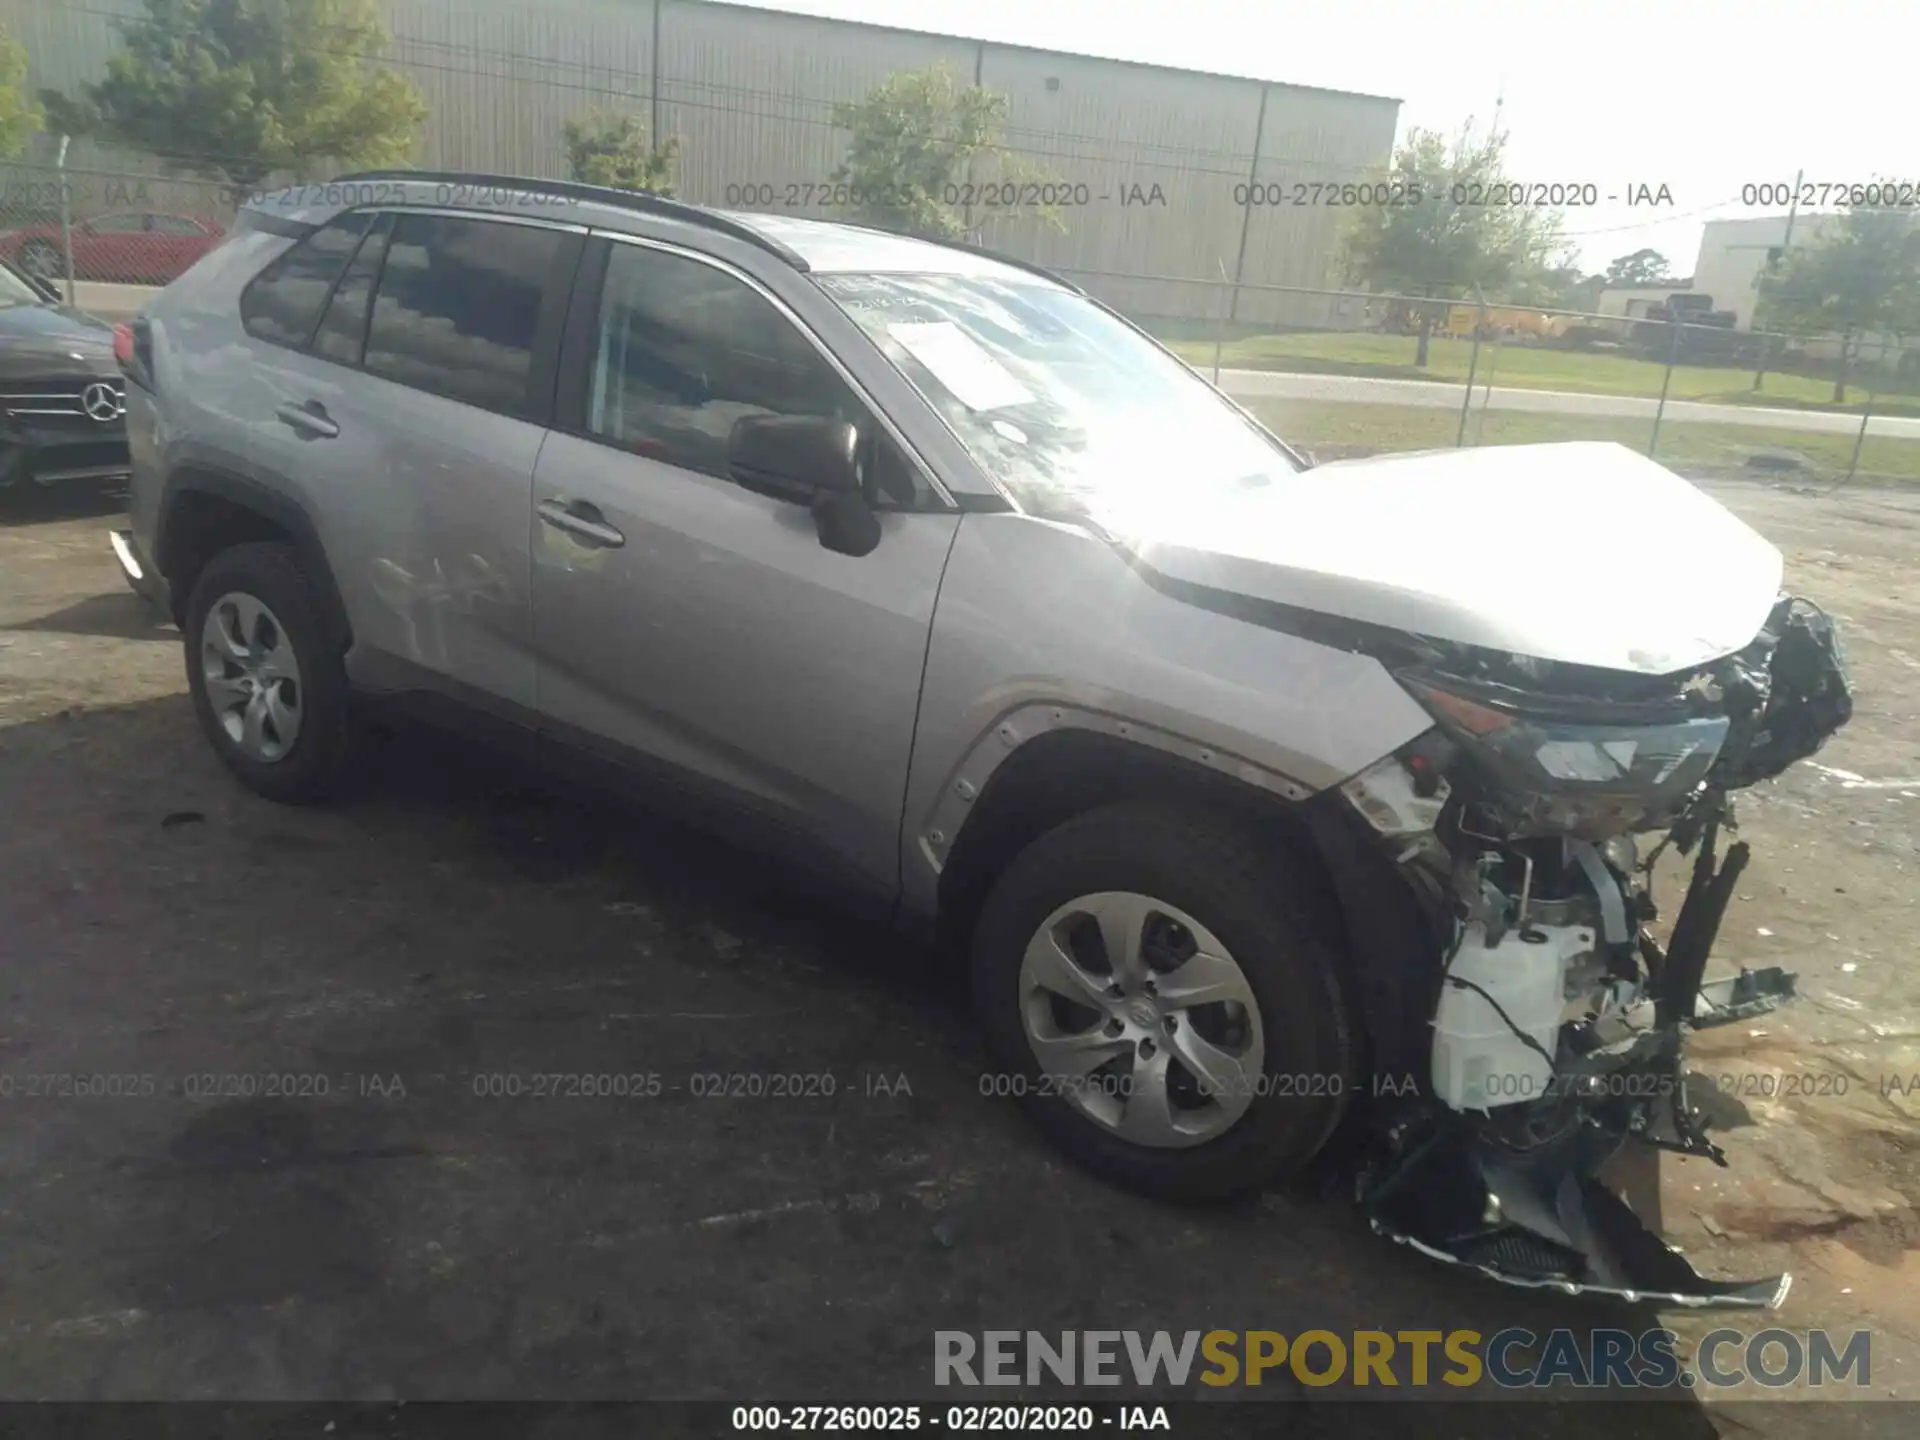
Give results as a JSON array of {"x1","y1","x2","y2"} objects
[{"x1": 114, "y1": 172, "x2": 1851, "y2": 1308}]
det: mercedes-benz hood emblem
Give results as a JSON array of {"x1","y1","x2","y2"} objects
[{"x1": 81, "y1": 381, "x2": 123, "y2": 423}]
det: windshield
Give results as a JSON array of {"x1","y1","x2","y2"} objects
[{"x1": 814, "y1": 271, "x2": 1302, "y2": 519}]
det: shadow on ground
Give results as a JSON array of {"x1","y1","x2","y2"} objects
[
  {"x1": 3, "y1": 590, "x2": 177, "y2": 642},
  {"x1": 0, "y1": 688, "x2": 1762, "y2": 1432},
  {"x1": 0, "y1": 480, "x2": 127, "y2": 528}
]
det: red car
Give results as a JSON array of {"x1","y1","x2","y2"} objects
[{"x1": 1, "y1": 211, "x2": 227, "y2": 286}]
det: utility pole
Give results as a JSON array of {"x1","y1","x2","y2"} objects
[
  {"x1": 1751, "y1": 166, "x2": 1803, "y2": 392},
  {"x1": 56, "y1": 134, "x2": 74, "y2": 306}
]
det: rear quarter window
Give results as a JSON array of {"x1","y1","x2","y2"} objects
[{"x1": 238, "y1": 212, "x2": 374, "y2": 348}]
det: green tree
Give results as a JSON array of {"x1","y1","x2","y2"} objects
[
  {"x1": 563, "y1": 110, "x2": 677, "y2": 195},
  {"x1": 828, "y1": 66, "x2": 1055, "y2": 241},
  {"x1": 1507, "y1": 258, "x2": 1605, "y2": 313},
  {"x1": 42, "y1": 0, "x2": 425, "y2": 198},
  {"x1": 1603, "y1": 248, "x2": 1672, "y2": 288},
  {"x1": 1755, "y1": 194, "x2": 1920, "y2": 402},
  {"x1": 0, "y1": 24, "x2": 42, "y2": 157},
  {"x1": 1342, "y1": 122, "x2": 1566, "y2": 364}
]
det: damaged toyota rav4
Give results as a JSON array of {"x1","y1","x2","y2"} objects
[{"x1": 117, "y1": 178, "x2": 1850, "y2": 1312}]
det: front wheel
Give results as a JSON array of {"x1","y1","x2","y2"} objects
[{"x1": 971, "y1": 802, "x2": 1356, "y2": 1201}]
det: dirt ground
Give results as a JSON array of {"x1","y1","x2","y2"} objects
[{"x1": 0, "y1": 475, "x2": 1916, "y2": 1432}]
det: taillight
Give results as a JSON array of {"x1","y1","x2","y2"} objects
[{"x1": 116, "y1": 317, "x2": 155, "y2": 391}]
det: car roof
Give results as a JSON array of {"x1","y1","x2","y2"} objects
[{"x1": 708, "y1": 211, "x2": 1056, "y2": 283}]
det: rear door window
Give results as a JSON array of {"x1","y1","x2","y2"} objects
[
  {"x1": 240, "y1": 212, "x2": 374, "y2": 347},
  {"x1": 361, "y1": 213, "x2": 571, "y2": 419}
]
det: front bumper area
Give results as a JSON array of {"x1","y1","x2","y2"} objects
[
  {"x1": 1357, "y1": 828, "x2": 1802, "y2": 1309},
  {"x1": 0, "y1": 425, "x2": 130, "y2": 488},
  {"x1": 1361, "y1": 1025, "x2": 1795, "y2": 1309},
  {"x1": 1374, "y1": 784, "x2": 1799, "y2": 1307},
  {"x1": 1333, "y1": 591, "x2": 1848, "y2": 1308},
  {"x1": 1365, "y1": 1141, "x2": 1792, "y2": 1309}
]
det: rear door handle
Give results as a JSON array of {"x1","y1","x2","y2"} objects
[
  {"x1": 274, "y1": 400, "x2": 338, "y2": 439},
  {"x1": 537, "y1": 497, "x2": 625, "y2": 548}
]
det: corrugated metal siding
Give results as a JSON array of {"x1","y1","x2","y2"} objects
[
  {"x1": 656, "y1": 1, "x2": 976, "y2": 213},
  {"x1": 977, "y1": 47, "x2": 1264, "y2": 319},
  {"x1": 1233, "y1": 89, "x2": 1402, "y2": 325},
  {"x1": 0, "y1": 0, "x2": 236, "y2": 223},
  {"x1": 0, "y1": 0, "x2": 1399, "y2": 316},
  {"x1": 384, "y1": 0, "x2": 657, "y2": 174},
  {"x1": 0, "y1": 0, "x2": 660, "y2": 179},
  {"x1": 0, "y1": 0, "x2": 130, "y2": 93}
]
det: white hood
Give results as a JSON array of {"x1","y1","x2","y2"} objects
[{"x1": 1096, "y1": 442, "x2": 1784, "y2": 676}]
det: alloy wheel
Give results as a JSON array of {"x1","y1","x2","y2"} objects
[
  {"x1": 200, "y1": 591, "x2": 304, "y2": 762},
  {"x1": 18, "y1": 241, "x2": 61, "y2": 283},
  {"x1": 1017, "y1": 891, "x2": 1265, "y2": 1148}
]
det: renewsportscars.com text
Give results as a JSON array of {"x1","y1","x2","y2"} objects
[{"x1": 934, "y1": 1328, "x2": 1872, "y2": 1390}]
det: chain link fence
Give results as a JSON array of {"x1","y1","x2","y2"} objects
[
  {"x1": 1066, "y1": 267, "x2": 1920, "y2": 493},
  {"x1": 0, "y1": 147, "x2": 1912, "y2": 494},
  {"x1": 0, "y1": 156, "x2": 237, "y2": 297}
]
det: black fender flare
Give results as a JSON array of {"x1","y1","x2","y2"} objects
[{"x1": 156, "y1": 464, "x2": 352, "y2": 651}]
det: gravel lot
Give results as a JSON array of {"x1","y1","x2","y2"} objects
[{"x1": 1, "y1": 476, "x2": 1916, "y2": 1433}]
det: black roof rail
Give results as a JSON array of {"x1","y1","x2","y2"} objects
[{"x1": 328, "y1": 169, "x2": 811, "y2": 271}]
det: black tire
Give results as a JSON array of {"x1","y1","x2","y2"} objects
[
  {"x1": 183, "y1": 541, "x2": 359, "y2": 803},
  {"x1": 971, "y1": 802, "x2": 1356, "y2": 1201},
  {"x1": 18, "y1": 239, "x2": 64, "y2": 284}
]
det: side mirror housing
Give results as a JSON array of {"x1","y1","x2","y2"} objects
[{"x1": 727, "y1": 414, "x2": 862, "y2": 502}]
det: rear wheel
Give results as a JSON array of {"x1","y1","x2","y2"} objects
[
  {"x1": 183, "y1": 542, "x2": 359, "y2": 803},
  {"x1": 971, "y1": 802, "x2": 1357, "y2": 1201},
  {"x1": 18, "y1": 239, "x2": 63, "y2": 284}
]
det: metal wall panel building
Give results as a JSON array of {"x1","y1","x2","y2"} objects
[
  {"x1": 1235, "y1": 86, "x2": 1406, "y2": 325},
  {"x1": 654, "y1": 1, "x2": 980, "y2": 208},
  {"x1": 976, "y1": 46, "x2": 1268, "y2": 321},
  {"x1": 0, "y1": 0, "x2": 1398, "y2": 318}
]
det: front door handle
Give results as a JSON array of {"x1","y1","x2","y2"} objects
[
  {"x1": 537, "y1": 497, "x2": 625, "y2": 548},
  {"x1": 274, "y1": 400, "x2": 338, "y2": 439}
]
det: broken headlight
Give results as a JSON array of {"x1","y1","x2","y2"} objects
[{"x1": 1397, "y1": 672, "x2": 1729, "y2": 839}]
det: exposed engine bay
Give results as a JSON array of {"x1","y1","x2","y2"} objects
[{"x1": 1331, "y1": 593, "x2": 1853, "y2": 1307}]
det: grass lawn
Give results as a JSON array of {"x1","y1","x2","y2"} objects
[
  {"x1": 1238, "y1": 398, "x2": 1920, "y2": 484},
  {"x1": 1159, "y1": 327, "x2": 1920, "y2": 418}
]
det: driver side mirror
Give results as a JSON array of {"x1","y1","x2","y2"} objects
[
  {"x1": 728, "y1": 414, "x2": 861, "y2": 498},
  {"x1": 727, "y1": 414, "x2": 880, "y2": 557}
]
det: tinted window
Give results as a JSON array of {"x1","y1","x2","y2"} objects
[
  {"x1": 310, "y1": 219, "x2": 391, "y2": 365},
  {"x1": 586, "y1": 242, "x2": 924, "y2": 502},
  {"x1": 240, "y1": 212, "x2": 373, "y2": 347},
  {"x1": 362, "y1": 214, "x2": 564, "y2": 416},
  {"x1": 86, "y1": 213, "x2": 145, "y2": 233},
  {"x1": 148, "y1": 214, "x2": 206, "y2": 235}
]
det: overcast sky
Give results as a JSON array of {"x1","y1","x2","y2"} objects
[{"x1": 740, "y1": 0, "x2": 1902, "y2": 277}]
